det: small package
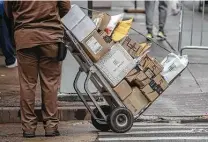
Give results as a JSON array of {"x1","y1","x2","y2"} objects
[
  {"x1": 124, "y1": 87, "x2": 149, "y2": 115},
  {"x1": 140, "y1": 54, "x2": 153, "y2": 69},
  {"x1": 105, "y1": 13, "x2": 124, "y2": 36},
  {"x1": 161, "y1": 53, "x2": 188, "y2": 83},
  {"x1": 93, "y1": 13, "x2": 111, "y2": 31},
  {"x1": 143, "y1": 58, "x2": 163, "y2": 79},
  {"x1": 153, "y1": 74, "x2": 168, "y2": 90},
  {"x1": 125, "y1": 66, "x2": 141, "y2": 83},
  {"x1": 82, "y1": 30, "x2": 110, "y2": 62},
  {"x1": 121, "y1": 37, "x2": 151, "y2": 58},
  {"x1": 62, "y1": 5, "x2": 96, "y2": 42},
  {"x1": 134, "y1": 71, "x2": 151, "y2": 89},
  {"x1": 95, "y1": 43, "x2": 136, "y2": 87},
  {"x1": 141, "y1": 85, "x2": 159, "y2": 102},
  {"x1": 113, "y1": 80, "x2": 132, "y2": 100},
  {"x1": 112, "y1": 18, "x2": 133, "y2": 42}
]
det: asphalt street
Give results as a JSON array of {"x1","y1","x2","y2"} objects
[{"x1": 98, "y1": 122, "x2": 208, "y2": 142}]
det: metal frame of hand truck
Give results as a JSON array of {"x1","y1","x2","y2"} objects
[{"x1": 62, "y1": 19, "x2": 155, "y2": 133}]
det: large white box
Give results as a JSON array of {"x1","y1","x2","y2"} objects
[
  {"x1": 62, "y1": 4, "x2": 96, "y2": 42},
  {"x1": 95, "y1": 43, "x2": 136, "y2": 87}
]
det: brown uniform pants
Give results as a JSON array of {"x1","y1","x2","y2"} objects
[{"x1": 17, "y1": 44, "x2": 62, "y2": 132}]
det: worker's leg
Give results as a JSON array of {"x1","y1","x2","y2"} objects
[
  {"x1": 38, "y1": 44, "x2": 61, "y2": 134},
  {"x1": 158, "y1": 1, "x2": 168, "y2": 32},
  {"x1": 17, "y1": 48, "x2": 39, "y2": 134},
  {"x1": 145, "y1": 1, "x2": 156, "y2": 34}
]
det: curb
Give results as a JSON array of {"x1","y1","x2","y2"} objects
[{"x1": 0, "y1": 106, "x2": 91, "y2": 123}]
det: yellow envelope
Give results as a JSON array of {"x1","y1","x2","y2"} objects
[{"x1": 112, "y1": 18, "x2": 133, "y2": 42}]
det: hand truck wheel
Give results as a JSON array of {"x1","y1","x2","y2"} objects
[
  {"x1": 91, "y1": 105, "x2": 111, "y2": 132},
  {"x1": 108, "y1": 107, "x2": 134, "y2": 133}
]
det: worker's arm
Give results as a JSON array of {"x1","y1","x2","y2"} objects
[
  {"x1": 58, "y1": 1, "x2": 71, "y2": 18},
  {"x1": 4, "y1": 1, "x2": 13, "y2": 19}
]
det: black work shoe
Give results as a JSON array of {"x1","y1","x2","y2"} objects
[
  {"x1": 45, "y1": 130, "x2": 60, "y2": 137},
  {"x1": 23, "y1": 131, "x2": 35, "y2": 138}
]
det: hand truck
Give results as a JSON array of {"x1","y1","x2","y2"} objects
[{"x1": 62, "y1": 7, "x2": 187, "y2": 133}]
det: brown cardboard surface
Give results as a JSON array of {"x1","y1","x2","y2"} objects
[
  {"x1": 82, "y1": 30, "x2": 110, "y2": 62},
  {"x1": 134, "y1": 71, "x2": 151, "y2": 89},
  {"x1": 125, "y1": 67, "x2": 140, "y2": 83},
  {"x1": 99, "y1": 13, "x2": 111, "y2": 31},
  {"x1": 144, "y1": 68, "x2": 154, "y2": 79},
  {"x1": 144, "y1": 60, "x2": 163, "y2": 77},
  {"x1": 121, "y1": 36, "x2": 144, "y2": 58},
  {"x1": 124, "y1": 87, "x2": 149, "y2": 115},
  {"x1": 99, "y1": 31, "x2": 115, "y2": 47},
  {"x1": 113, "y1": 80, "x2": 132, "y2": 100},
  {"x1": 146, "y1": 91, "x2": 159, "y2": 102},
  {"x1": 140, "y1": 54, "x2": 153, "y2": 69},
  {"x1": 154, "y1": 74, "x2": 168, "y2": 90},
  {"x1": 141, "y1": 85, "x2": 159, "y2": 102}
]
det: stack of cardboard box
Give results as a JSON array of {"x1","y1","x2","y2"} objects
[
  {"x1": 113, "y1": 54, "x2": 168, "y2": 115},
  {"x1": 63, "y1": 5, "x2": 168, "y2": 116}
]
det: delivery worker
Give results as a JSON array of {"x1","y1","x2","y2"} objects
[
  {"x1": 145, "y1": 1, "x2": 168, "y2": 40},
  {"x1": 0, "y1": 0, "x2": 17, "y2": 68},
  {"x1": 4, "y1": 1, "x2": 70, "y2": 138}
]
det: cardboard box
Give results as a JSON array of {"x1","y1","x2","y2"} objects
[
  {"x1": 113, "y1": 80, "x2": 132, "y2": 100},
  {"x1": 124, "y1": 87, "x2": 149, "y2": 115},
  {"x1": 62, "y1": 5, "x2": 86, "y2": 30},
  {"x1": 99, "y1": 13, "x2": 111, "y2": 31},
  {"x1": 144, "y1": 68, "x2": 154, "y2": 79},
  {"x1": 125, "y1": 66, "x2": 141, "y2": 83},
  {"x1": 149, "y1": 74, "x2": 168, "y2": 94},
  {"x1": 95, "y1": 43, "x2": 136, "y2": 87},
  {"x1": 62, "y1": 5, "x2": 96, "y2": 42},
  {"x1": 82, "y1": 30, "x2": 110, "y2": 62},
  {"x1": 153, "y1": 74, "x2": 168, "y2": 90},
  {"x1": 140, "y1": 54, "x2": 153, "y2": 69},
  {"x1": 141, "y1": 55, "x2": 163, "y2": 78},
  {"x1": 99, "y1": 31, "x2": 115, "y2": 47},
  {"x1": 134, "y1": 71, "x2": 151, "y2": 89},
  {"x1": 121, "y1": 37, "x2": 143, "y2": 58},
  {"x1": 141, "y1": 85, "x2": 159, "y2": 102}
]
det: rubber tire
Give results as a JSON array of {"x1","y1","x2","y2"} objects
[
  {"x1": 108, "y1": 107, "x2": 134, "y2": 133},
  {"x1": 91, "y1": 105, "x2": 111, "y2": 132}
]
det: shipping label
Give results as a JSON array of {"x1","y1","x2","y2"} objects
[{"x1": 86, "y1": 36, "x2": 103, "y2": 54}]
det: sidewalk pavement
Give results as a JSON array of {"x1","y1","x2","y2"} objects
[
  {"x1": 1, "y1": 1, "x2": 208, "y2": 124},
  {"x1": 0, "y1": 121, "x2": 97, "y2": 142}
]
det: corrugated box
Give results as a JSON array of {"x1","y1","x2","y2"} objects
[
  {"x1": 144, "y1": 59, "x2": 163, "y2": 77},
  {"x1": 144, "y1": 68, "x2": 154, "y2": 79},
  {"x1": 124, "y1": 87, "x2": 149, "y2": 115},
  {"x1": 121, "y1": 37, "x2": 142, "y2": 58},
  {"x1": 62, "y1": 5, "x2": 86, "y2": 30},
  {"x1": 141, "y1": 85, "x2": 159, "y2": 102},
  {"x1": 149, "y1": 74, "x2": 168, "y2": 94},
  {"x1": 99, "y1": 13, "x2": 111, "y2": 31},
  {"x1": 140, "y1": 54, "x2": 153, "y2": 69},
  {"x1": 153, "y1": 74, "x2": 168, "y2": 90},
  {"x1": 62, "y1": 5, "x2": 96, "y2": 42},
  {"x1": 99, "y1": 31, "x2": 115, "y2": 47},
  {"x1": 113, "y1": 80, "x2": 132, "y2": 100},
  {"x1": 125, "y1": 66, "x2": 141, "y2": 83},
  {"x1": 95, "y1": 43, "x2": 136, "y2": 87},
  {"x1": 82, "y1": 30, "x2": 110, "y2": 62},
  {"x1": 134, "y1": 71, "x2": 151, "y2": 89},
  {"x1": 121, "y1": 37, "x2": 151, "y2": 58}
]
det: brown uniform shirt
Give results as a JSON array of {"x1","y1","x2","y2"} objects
[{"x1": 4, "y1": 1, "x2": 71, "y2": 50}]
